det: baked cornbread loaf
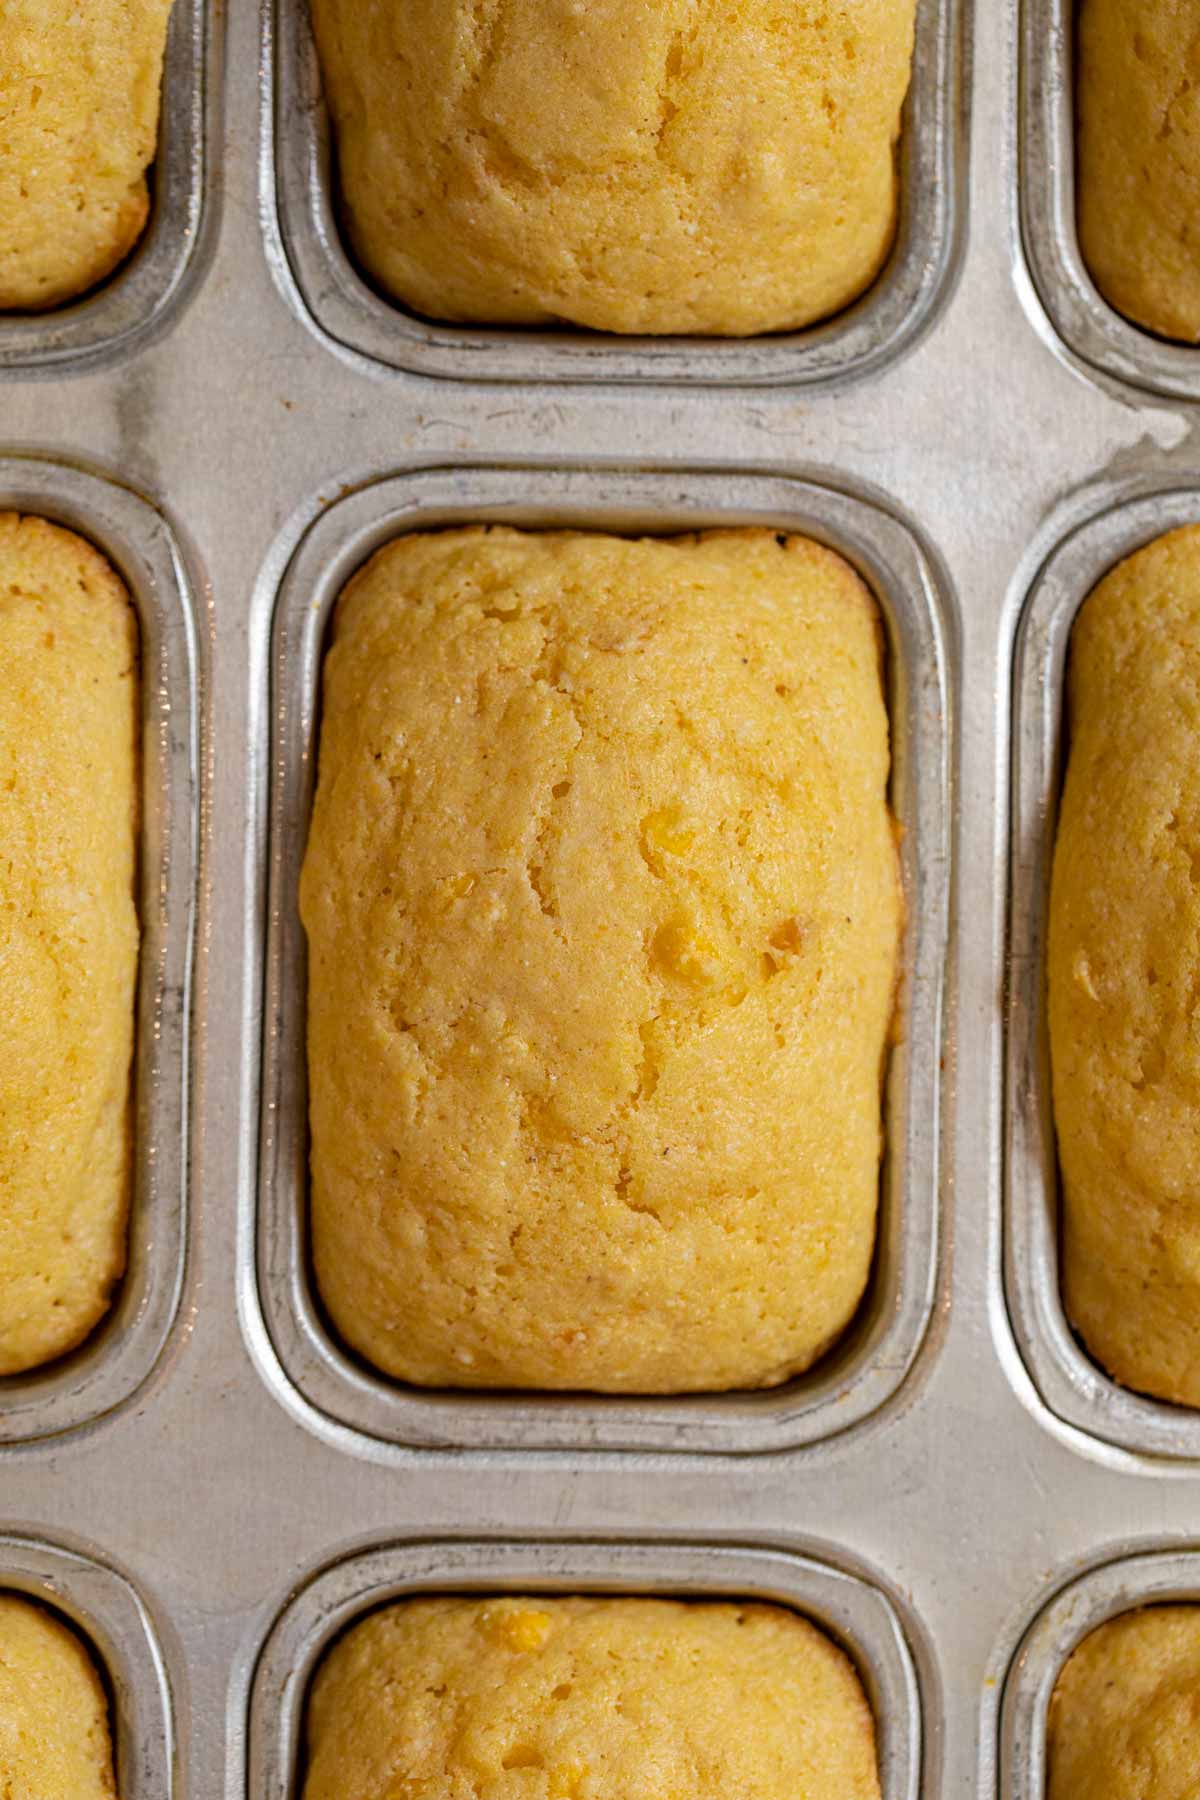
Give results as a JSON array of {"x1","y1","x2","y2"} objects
[
  {"x1": 300, "y1": 526, "x2": 902, "y2": 1392},
  {"x1": 1077, "y1": 0, "x2": 1200, "y2": 342},
  {"x1": 0, "y1": 515, "x2": 139, "y2": 1376},
  {"x1": 304, "y1": 1596, "x2": 880, "y2": 1800},
  {"x1": 0, "y1": 1593, "x2": 118, "y2": 1798},
  {"x1": 0, "y1": 0, "x2": 176, "y2": 312},
  {"x1": 310, "y1": 0, "x2": 917, "y2": 336},
  {"x1": 1048, "y1": 1607, "x2": 1200, "y2": 1800},
  {"x1": 1049, "y1": 524, "x2": 1200, "y2": 1404}
]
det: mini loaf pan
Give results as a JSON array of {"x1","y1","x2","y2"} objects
[
  {"x1": 0, "y1": 1532, "x2": 174, "y2": 1799},
  {"x1": 1019, "y1": 0, "x2": 1200, "y2": 402},
  {"x1": 0, "y1": 0, "x2": 208, "y2": 373},
  {"x1": 0, "y1": 456, "x2": 199, "y2": 1445},
  {"x1": 1006, "y1": 480, "x2": 1200, "y2": 1460},
  {"x1": 255, "y1": 463, "x2": 952, "y2": 1456},
  {"x1": 247, "y1": 1536, "x2": 923, "y2": 1800},
  {"x1": 267, "y1": 0, "x2": 960, "y2": 386},
  {"x1": 1000, "y1": 1547, "x2": 1200, "y2": 1800}
]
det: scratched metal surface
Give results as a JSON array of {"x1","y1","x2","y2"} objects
[{"x1": 3, "y1": 0, "x2": 1200, "y2": 1794}]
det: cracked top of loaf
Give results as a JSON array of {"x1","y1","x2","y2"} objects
[
  {"x1": 310, "y1": 0, "x2": 916, "y2": 336},
  {"x1": 300, "y1": 524, "x2": 901, "y2": 1393}
]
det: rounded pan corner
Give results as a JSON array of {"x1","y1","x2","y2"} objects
[
  {"x1": 0, "y1": 1531, "x2": 175, "y2": 1800},
  {"x1": 0, "y1": 456, "x2": 199, "y2": 1445},
  {"x1": 1018, "y1": 0, "x2": 1200, "y2": 404},
  {"x1": 267, "y1": 0, "x2": 962, "y2": 388},
  {"x1": 1005, "y1": 480, "x2": 1200, "y2": 1461},
  {"x1": 253, "y1": 465, "x2": 951, "y2": 1456},
  {"x1": 999, "y1": 1548, "x2": 1200, "y2": 1800},
  {"x1": 0, "y1": 0, "x2": 208, "y2": 375},
  {"x1": 247, "y1": 1537, "x2": 922, "y2": 1800}
]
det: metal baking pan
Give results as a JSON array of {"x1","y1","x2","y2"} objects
[
  {"x1": 1000, "y1": 1547, "x2": 1200, "y2": 1800},
  {"x1": 0, "y1": 0, "x2": 209, "y2": 374},
  {"x1": 1006, "y1": 479, "x2": 1200, "y2": 1460},
  {"x1": 247, "y1": 1537, "x2": 922, "y2": 1800},
  {"x1": 255, "y1": 463, "x2": 951, "y2": 1455},
  {"x1": 15, "y1": 0, "x2": 1200, "y2": 1790},
  {"x1": 0, "y1": 1530, "x2": 174, "y2": 1799},
  {"x1": 1019, "y1": 0, "x2": 1200, "y2": 402},
  {"x1": 267, "y1": 0, "x2": 962, "y2": 386},
  {"x1": 0, "y1": 455, "x2": 199, "y2": 1445}
]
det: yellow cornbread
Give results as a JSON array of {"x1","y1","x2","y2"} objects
[
  {"x1": 1049, "y1": 524, "x2": 1200, "y2": 1405},
  {"x1": 1048, "y1": 1608, "x2": 1200, "y2": 1800},
  {"x1": 303, "y1": 1596, "x2": 881, "y2": 1800},
  {"x1": 0, "y1": 515, "x2": 139, "y2": 1376},
  {"x1": 299, "y1": 526, "x2": 902, "y2": 1393},
  {"x1": 310, "y1": 0, "x2": 917, "y2": 337},
  {"x1": 0, "y1": 1593, "x2": 118, "y2": 1799},
  {"x1": 1077, "y1": 0, "x2": 1200, "y2": 342},
  {"x1": 0, "y1": 0, "x2": 175, "y2": 311}
]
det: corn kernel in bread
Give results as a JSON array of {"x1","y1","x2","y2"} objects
[
  {"x1": 299, "y1": 526, "x2": 901, "y2": 1393},
  {"x1": 1049, "y1": 524, "x2": 1200, "y2": 1404},
  {"x1": 1077, "y1": 0, "x2": 1200, "y2": 342},
  {"x1": 310, "y1": 0, "x2": 917, "y2": 337},
  {"x1": 0, "y1": 0, "x2": 175, "y2": 311},
  {"x1": 1048, "y1": 1608, "x2": 1200, "y2": 1800},
  {"x1": 0, "y1": 1593, "x2": 118, "y2": 1798},
  {"x1": 0, "y1": 515, "x2": 139, "y2": 1376},
  {"x1": 303, "y1": 1596, "x2": 880, "y2": 1800}
]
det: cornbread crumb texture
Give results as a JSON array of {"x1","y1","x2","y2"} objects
[
  {"x1": 0, "y1": 1593, "x2": 118, "y2": 1799},
  {"x1": 300, "y1": 527, "x2": 901, "y2": 1394},
  {"x1": 304, "y1": 1596, "x2": 880, "y2": 1800},
  {"x1": 1077, "y1": 0, "x2": 1200, "y2": 342},
  {"x1": 310, "y1": 0, "x2": 917, "y2": 336},
  {"x1": 0, "y1": 0, "x2": 175, "y2": 311},
  {"x1": 0, "y1": 514, "x2": 139, "y2": 1377},
  {"x1": 1049, "y1": 524, "x2": 1200, "y2": 1405},
  {"x1": 1048, "y1": 1608, "x2": 1200, "y2": 1800}
]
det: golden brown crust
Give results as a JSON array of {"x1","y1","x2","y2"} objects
[
  {"x1": 1077, "y1": 0, "x2": 1200, "y2": 342},
  {"x1": 1048, "y1": 1608, "x2": 1200, "y2": 1800},
  {"x1": 0, "y1": 1594, "x2": 118, "y2": 1798},
  {"x1": 1049, "y1": 524, "x2": 1200, "y2": 1404},
  {"x1": 304, "y1": 1596, "x2": 881, "y2": 1800},
  {"x1": 0, "y1": 0, "x2": 175, "y2": 311},
  {"x1": 300, "y1": 526, "x2": 901, "y2": 1392},
  {"x1": 311, "y1": 0, "x2": 916, "y2": 336},
  {"x1": 0, "y1": 514, "x2": 139, "y2": 1375}
]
